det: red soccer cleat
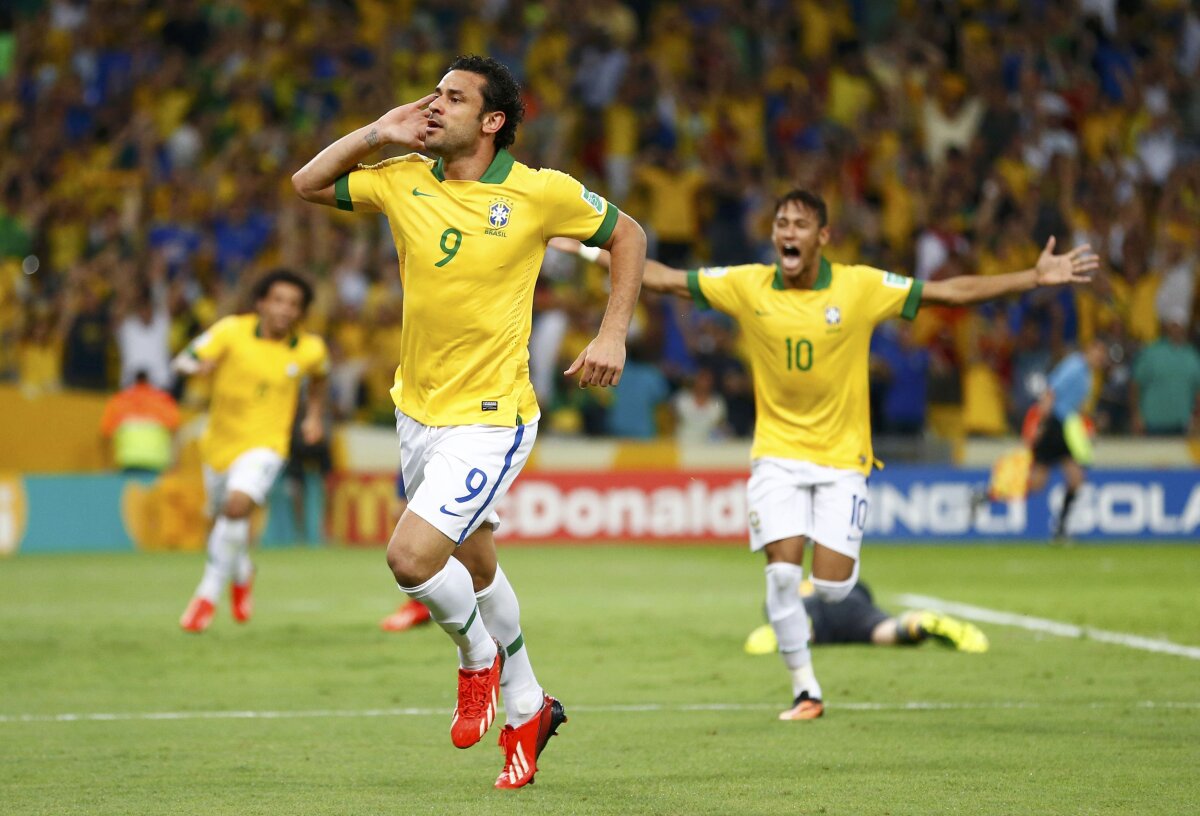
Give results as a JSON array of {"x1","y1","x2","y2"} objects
[
  {"x1": 494, "y1": 694, "x2": 568, "y2": 789},
  {"x1": 379, "y1": 599, "x2": 432, "y2": 632},
  {"x1": 450, "y1": 647, "x2": 504, "y2": 749},
  {"x1": 179, "y1": 597, "x2": 216, "y2": 633},
  {"x1": 778, "y1": 691, "x2": 824, "y2": 721},
  {"x1": 231, "y1": 577, "x2": 254, "y2": 624}
]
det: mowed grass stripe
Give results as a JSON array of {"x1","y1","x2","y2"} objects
[{"x1": 5, "y1": 699, "x2": 1199, "y2": 724}]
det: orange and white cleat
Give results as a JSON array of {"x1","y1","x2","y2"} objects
[
  {"x1": 179, "y1": 597, "x2": 216, "y2": 633},
  {"x1": 494, "y1": 694, "x2": 568, "y2": 789},
  {"x1": 231, "y1": 577, "x2": 254, "y2": 624},
  {"x1": 450, "y1": 647, "x2": 504, "y2": 749},
  {"x1": 778, "y1": 691, "x2": 824, "y2": 721},
  {"x1": 379, "y1": 599, "x2": 432, "y2": 632}
]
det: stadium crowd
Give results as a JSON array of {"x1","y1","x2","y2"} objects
[{"x1": 3, "y1": 0, "x2": 1200, "y2": 441}]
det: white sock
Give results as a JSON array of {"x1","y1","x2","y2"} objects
[
  {"x1": 401, "y1": 558, "x2": 495, "y2": 670},
  {"x1": 233, "y1": 523, "x2": 254, "y2": 585},
  {"x1": 475, "y1": 564, "x2": 543, "y2": 726},
  {"x1": 195, "y1": 516, "x2": 249, "y2": 602},
  {"x1": 765, "y1": 562, "x2": 822, "y2": 701}
]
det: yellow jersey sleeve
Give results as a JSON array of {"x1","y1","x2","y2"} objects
[
  {"x1": 540, "y1": 170, "x2": 619, "y2": 247},
  {"x1": 188, "y1": 316, "x2": 238, "y2": 362},
  {"x1": 685, "y1": 264, "x2": 755, "y2": 317},
  {"x1": 300, "y1": 334, "x2": 331, "y2": 378},
  {"x1": 854, "y1": 265, "x2": 924, "y2": 324},
  {"x1": 338, "y1": 154, "x2": 430, "y2": 214}
]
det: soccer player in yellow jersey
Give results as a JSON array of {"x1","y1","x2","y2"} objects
[
  {"x1": 292, "y1": 55, "x2": 645, "y2": 788},
  {"x1": 554, "y1": 188, "x2": 1097, "y2": 721},
  {"x1": 172, "y1": 270, "x2": 330, "y2": 633}
]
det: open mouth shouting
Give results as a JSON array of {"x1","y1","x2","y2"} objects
[{"x1": 779, "y1": 242, "x2": 804, "y2": 273}]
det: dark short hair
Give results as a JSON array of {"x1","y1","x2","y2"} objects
[
  {"x1": 253, "y1": 269, "x2": 314, "y2": 311},
  {"x1": 774, "y1": 189, "x2": 828, "y2": 227},
  {"x1": 448, "y1": 54, "x2": 525, "y2": 150}
]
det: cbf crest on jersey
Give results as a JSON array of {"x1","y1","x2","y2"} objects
[
  {"x1": 486, "y1": 197, "x2": 513, "y2": 237},
  {"x1": 825, "y1": 304, "x2": 842, "y2": 333}
]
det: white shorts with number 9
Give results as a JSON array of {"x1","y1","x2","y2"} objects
[
  {"x1": 746, "y1": 458, "x2": 869, "y2": 559},
  {"x1": 396, "y1": 410, "x2": 538, "y2": 545}
]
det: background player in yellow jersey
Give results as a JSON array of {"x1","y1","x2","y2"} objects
[
  {"x1": 172, "y1": 270, "x2": 330, "y2": 633},
  {"x1": 553, "y1": 188, "x2": 1097, "y2": 721},
  {"x1": 291, "y1": 55, "x2": 645, "y2": 788}
]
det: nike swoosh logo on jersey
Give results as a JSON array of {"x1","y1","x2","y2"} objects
[
  {"x1": 439, "y1": 504, "x2": 463, "y2": 517},
  {"x1": 412, "y1": 188, "x2": 438, "y2": 198},
  {"x1": 754, "y1": 309, "x2": 770, "y2": 316}
]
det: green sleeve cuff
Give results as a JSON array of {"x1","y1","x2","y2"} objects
[
  {"x1": 686, "y1": 269, "x2": 710, "y2": 309},
  {"x1": 583, "y1": 203, "x2": 619, "y2": 247},
  {"x1": 900, "y1": 279, "x2": 923, "y2": 321},
  {"x1": 334, "y1": 173, "x2": 353, "y2": 212}
]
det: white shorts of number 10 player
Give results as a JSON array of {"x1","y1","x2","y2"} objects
[
  {"x1": 746, "y1": 458, "x2": 868, "y2": 559},
  {"x1": 396, "y1": 411, "x2": 538, "y2": 545}
]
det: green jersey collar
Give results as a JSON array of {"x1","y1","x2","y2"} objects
[
  {"x1": 772, "y1": 256, "x2": 832, "y2": 291},
  {"x1": 431, "y1": 148, "x2": 515, "y2": 184},
  {"x1": 254, "y1": 320, "x2": 299, "y2": 348}
]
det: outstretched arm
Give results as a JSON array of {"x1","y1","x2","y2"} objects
[
  {"x1": 291, "y1": 94, "x2": 437, "y2": 207},
  {"x1": 921, "y1": 237, "x2": 1098, "y2": 306},
  {"x1": 549, "y1": 237, "x2": 690, "y2": 299}
]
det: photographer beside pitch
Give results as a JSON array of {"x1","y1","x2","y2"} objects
[
  {"x1": 553, "y1": 190, "x2": 1097, "y2": 721},
  {"x1": 292, "y1": 55, "x2": 645, "y2": 788}
]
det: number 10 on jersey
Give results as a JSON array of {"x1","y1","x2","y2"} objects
[{"x1": 784, "y1": 337, "x2": 813, "y2": 371}]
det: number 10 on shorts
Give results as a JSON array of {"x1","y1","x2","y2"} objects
[{"x1": 849, "y1": 493, "x2": 867, "y2": 531}]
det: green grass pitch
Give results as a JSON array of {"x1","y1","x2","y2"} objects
[{"x1": 2, "y1": 543, "x2": 1197, "y2": 815}]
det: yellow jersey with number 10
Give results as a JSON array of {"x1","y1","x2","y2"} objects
[
  {"x1": 188, "y1": 314, "x2": 330, "y2": 470},
  {"x1": 338, "y1": 149, "x2": 618, "y2": 427},
  {"x1": 689, "y1": 258, "x2": 923, "y2": 474}
]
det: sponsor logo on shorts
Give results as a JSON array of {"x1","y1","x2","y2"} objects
[{"x1": 440, "y1": 504, "x2": 463, "y2": 517}]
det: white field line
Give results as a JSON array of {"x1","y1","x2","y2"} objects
[
  {"x1": 895, "y1": 594, "x2": 1200, "y2": 660},
  {"x1": 2, "y1": 700, "x2": 1198, "y2": 725}
]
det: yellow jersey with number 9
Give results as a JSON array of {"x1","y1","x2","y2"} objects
[
  {"x1": 338, "y1": 149, "x2": 618, "y2": 427},
  {"x1": 688, "y1": 258, "x2": 923, "y2": 474},
  {"x1": 187, "y1": 314, "x2": 330, "y2": 470}
]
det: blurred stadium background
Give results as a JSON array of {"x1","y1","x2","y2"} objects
[
  {"x1": 2, "y1": 0, "x2": 1199, "y2": 550},
  {"x1": 0, "y1": 2, "x2": 1198, "y2": 813}
]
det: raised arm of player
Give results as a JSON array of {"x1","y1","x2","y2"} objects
[
  {"x1": 291, "y1": 94, "x2": 437, "y2": 206},
  {"x1": 170, "y1": 348, "x2": 215, "y2": 377},
  {"x1": 921, "y1": 237, "x2": 1098, "y2": 306},
  {"x1": 556, "y1": 213, "x2": 647, "y2": 388},
  {"x1": 548, "y1": 236, "x2": 690, "y2": 300}
]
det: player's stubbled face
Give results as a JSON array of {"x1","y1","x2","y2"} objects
[
  {"x1": 257, "y1": 282, "x2": 306, "y2": 339},
  {"x1": 772, "y1": 201, "x2": 827, "y2": 280},
  {"x1": 425, "y1": 70, "x2": 488, "y2": 157}
]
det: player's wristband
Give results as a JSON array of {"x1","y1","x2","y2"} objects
[{"x1": 578, "y1": 245, "x2": 602, "y2": 263}]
